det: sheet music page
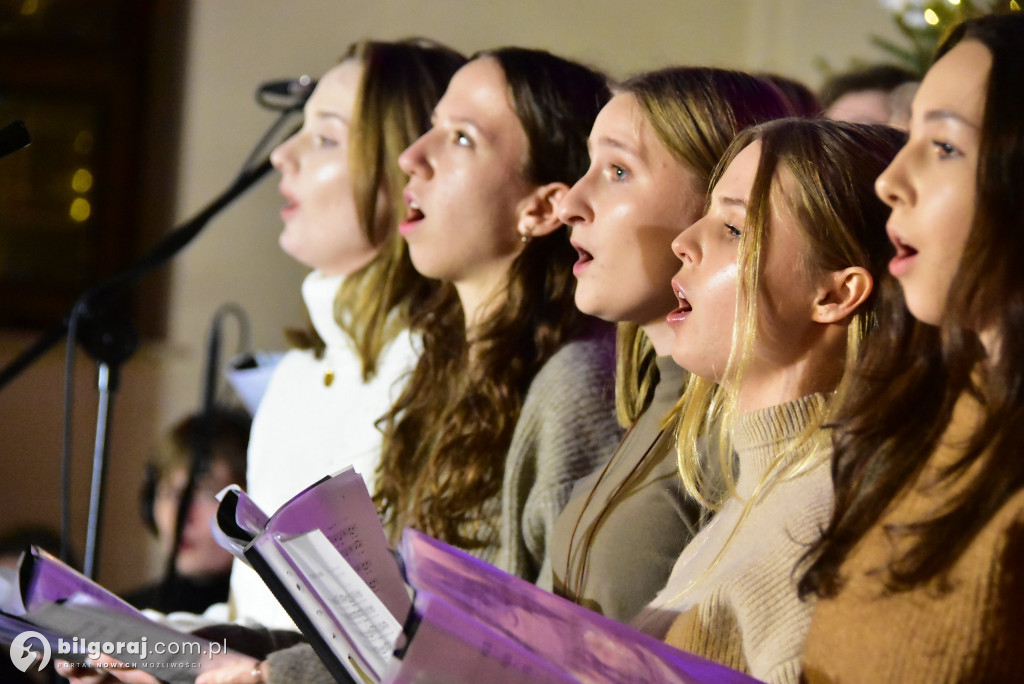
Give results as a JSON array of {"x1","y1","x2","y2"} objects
[
  {"x1": 0, "y1": 612, "x2": 70, "y2": 655},
  {"x1": 0, "y1": 565, "x2": 25, "y2": 615},
  {"x1": 266, "y1": 467, "x2": 411, "y2": 621},
  {"x1": 1, "y1": 550, "x2": 248, "y2": 682},
  {"x1": 400, "y1": 529, "x2": 760, "y2": 684},
  {"x1": 250, "y1": 537, "x2": 375, "y2": 683},
  {"x1": 277, "y1": 529, "x2": 402, "y2": 682}
]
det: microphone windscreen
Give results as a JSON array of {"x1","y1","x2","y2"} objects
[
  {"x1": 0, "y1": 120, "x2": 30, "y2": 160},
  {"x1": 256, "y1": 76, "x2": 317, "y2": 111}
]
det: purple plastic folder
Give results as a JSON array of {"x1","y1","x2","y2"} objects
[
  {"x1": 390, "y1": 529, "x2": 762, "y2": 684},
  {"x1": 215, "y1": 467, "x2": 763, "y2": 684},
  {"x1": 0, "y1": 547, "x2": 243, "y2": 683}
]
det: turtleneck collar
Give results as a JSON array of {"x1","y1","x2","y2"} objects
[
  {"x1": 732, "y1": 393, "x2": 828, "y2": 495},
  {"x1": 301, "y1": 270, "x2": 348, "y2": 351}
]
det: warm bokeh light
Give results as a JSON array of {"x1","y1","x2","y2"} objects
[
  {"x1": 947, "y1": 0, "x2": 961, "y2": 5},
  {"x1": 69, "y1": 198, "x2": 91, "y2": 222},
  {"x1": 72, "y1": 168, "x2": 94, "y2": 194},
  {"x1": 20, "y1": 0, "x2": 38, "y2": 16},
  {"x1": 73, "y1": 130, "x2": 95, "y2": 155},
  {"x1": 923, "y1": 8, "x2": 940, "y2": 24}
]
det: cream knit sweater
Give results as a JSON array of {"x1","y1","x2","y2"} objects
[{"x1": 635, "y1": 393, "x2": 832, "y2": 684}]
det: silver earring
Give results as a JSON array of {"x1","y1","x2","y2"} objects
[{"x1": 521, "y1": 233, "x2": 532, "y2": 243}]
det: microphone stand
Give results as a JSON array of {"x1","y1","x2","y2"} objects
[
  {"x1": 157, "y1": 302, "x2": 249, "y2": 608},
  {"x1": 77, "y1": 156, "x2": 275, "y2": 579},
  {"x1": 0, "y1": 132, "x2": 282, "y2": 579}
]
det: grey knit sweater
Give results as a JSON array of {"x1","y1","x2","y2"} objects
[{"x1": 264, "y1": 330, "x2": 622, "y2": 683}]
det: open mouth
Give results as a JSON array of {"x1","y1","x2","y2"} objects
[
  {"x1": 571, "y1": 244, "x2": 594, "y2": 276},
  {"x1": 667, "y1": 281, "x2": 692, "y2": 323},
  {"x1": 889, "y1": 234, "x2": 919, "y2": 277},
  {"x1": 406, "y1": 200, "x2": 424, "y2": 223},
  {"x1": 893, "y1": 236, "x2": 917, "y2": 259},
  {"x1": 400, "y1": 196, "x2": 425, "y2": 236},
  {"x1": 278, "y1": 187, "x2": 299, "y2": 220}
]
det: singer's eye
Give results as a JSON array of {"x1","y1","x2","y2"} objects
[
  {"x1": 452, "y1": 130, "x2": 473, "y2": 148},
  {"x1": 315, "y1": 134, "x2": 338, "y2": 148}
]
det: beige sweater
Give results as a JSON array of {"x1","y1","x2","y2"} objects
[
  {"x1": 634, "y1": 394, "x2": 832, "y2": 684},
  {"x1": 801, "y1": 391, "x2": 1024, "y2": 683}
]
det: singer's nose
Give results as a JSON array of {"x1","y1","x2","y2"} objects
[{"x1": 271, "y1": 132, "x2": 299, "y2": 172}]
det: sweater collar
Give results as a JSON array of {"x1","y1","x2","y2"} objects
[
  {"x1": 301, "y1": 270, "x2": 348, "y2": 350},
  {"x1": 732, "y1": 393, "x2": 828, "y2": 493}
]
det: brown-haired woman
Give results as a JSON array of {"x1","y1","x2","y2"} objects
[
  {"x1": 378, "y1": 48, "x2": 623, "y2": 580},
  {"x1": 548, "y1": 67, "x2": 793, "y2": 623},
  {"x1": 632, "y1": 119, "x2": 904, "y2": 683},
  {"x1": 800, "y1": 13, "x2": 1024, "y2": 682}
]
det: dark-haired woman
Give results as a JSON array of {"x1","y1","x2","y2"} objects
[
  {"x1": 380, "y1": 48, "x2": 623, "y2": 581},
  {"x1": 800, "y1": 13, "x2": 1024, "y2": 682}
]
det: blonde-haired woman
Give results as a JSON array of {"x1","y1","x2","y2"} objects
[
  {"x1": 231, "y1": 37, "x2": 466, "y2": 631},
  {"x1": 548, "y1": 66, "x2": 791, "y2": 623},
  {"x1": 61, "y1": 37, "x2": 468, "y2": 684},
  {"x1": 635, "y1": 119, "x2": 905, "y2": 684}
]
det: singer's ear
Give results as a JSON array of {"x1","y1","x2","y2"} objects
[{"x1": 516, "y1": 182, "x2": 570, "y2": 238}]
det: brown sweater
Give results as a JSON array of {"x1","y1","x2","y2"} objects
[{"x1": 802, "y1": 392, "x2": 1024, "y2": 683}]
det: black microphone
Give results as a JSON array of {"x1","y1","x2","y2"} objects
[
  {"x1": 0, "y1": 120, "x2": 30, "y2": 160},
  {"x1": 256, "y1": 76, "x2": 317, "y2": 111}
]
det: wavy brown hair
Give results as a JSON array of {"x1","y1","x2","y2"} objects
[
  {"x1": 375, "y1": 48, "x2": 612, "y2": 548},
  {"x1": 286, "y1": 38, "x2": 465, "y2": 380},
  {"x1": 799, "y1": 13, "x2": 1024, "y2": 599},
  {"x1": 613, "y1": 68, "x2": 794, "y2": 426}
]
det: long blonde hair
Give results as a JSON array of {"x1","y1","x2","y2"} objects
[
  {"x1": 612, "y1": 68, "x2": 793, "y2": 426},
  {"x1": 287, "y1": 39, "x2": 466, "y2": 380},
  {"x1": 675, "y1": 119, "x2": 907, "y2": 510}
]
